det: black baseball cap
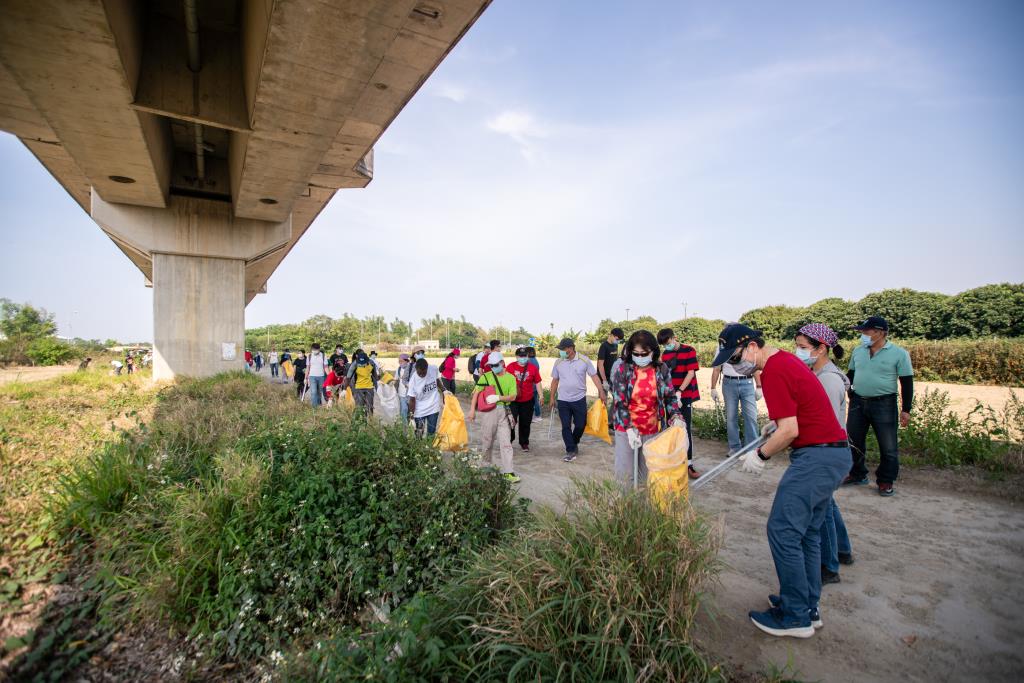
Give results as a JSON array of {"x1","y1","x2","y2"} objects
[
  {"x1": 711, "y1": 324, "x2": 764, "y2": 367},
  {"x1": 557, "y1": 337, "x2": 576, "y2": 350},
  {"x1": 851, "y1": 316, "x2": 889, "y2": 332},
  {"x1": 515, "y1": 346, "x2": 529, "y2": 357}
]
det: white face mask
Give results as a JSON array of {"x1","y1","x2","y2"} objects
[
  {"x1": 632, "y1": 354, "x2": 653, "y2": 367},
  {"x1": 492, "y1": 363, "x2": 505, "y2": 374},
  {"x1": 795, "y1": 347, "x2": 817, "y2": 366}
]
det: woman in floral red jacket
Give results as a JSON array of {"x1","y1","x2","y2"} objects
[{"x1": 609, "y1": 330, "x2": 687, "y2": 487}]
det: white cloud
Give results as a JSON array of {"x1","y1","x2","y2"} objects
[
  {"x1": 486, "y1": 110, "x2": 548, "y2": 161},
  {"x1": 433, "y1": 83, "x2": 468, "y2": 103}
]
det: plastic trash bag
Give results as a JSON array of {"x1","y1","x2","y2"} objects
[
  {"x1": 434, "y1": 393, "x2": 469, "y2": 452},
  {"x1": 344, "y1": 387, "x2": 356, "y2": 408},
  {"x1": 583, "y1": 399, "x2": 612, "y2": 444},
  {"x1": 381, "y1": 372, "x2": 394, "y2": 384},
  {"x1": 644, "y1": 424, "x2": 690, "y2": 506},
  {"x1": 377, "y1": 382, "x2": 399, "y2": 422}
]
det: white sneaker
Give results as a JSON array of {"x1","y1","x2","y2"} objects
[{"x1": 533, "y1": 416, "x2": 543, "y2": 422}]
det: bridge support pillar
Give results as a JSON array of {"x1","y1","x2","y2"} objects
[
  {"x1": 152, "y1": 253, "x2": 245, "y2": 381},
  {"x1": 90, "y1": 190, "x2": 291, "y2": 381}
]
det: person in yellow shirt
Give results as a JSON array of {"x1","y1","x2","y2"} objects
[{"x1": 344, "y1": 350, "x2": 380, "y2": 415}]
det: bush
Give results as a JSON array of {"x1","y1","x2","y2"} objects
[
  {"x1": 298, "y1": 481, "x2": 722, "y2": 682},
  {"x1": 25, "y1": 336, "x2": 75, "y2": 366},
  {"x1": 54, "y1": 373, "x2": 526, "y2": 661}
]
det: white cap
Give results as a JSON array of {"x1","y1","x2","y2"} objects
[{"x1": 488, "y1": 352, "x2": 504, "y2": 366}]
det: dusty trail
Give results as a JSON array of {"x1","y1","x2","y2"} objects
[{"x1": 453, "y1": 395, "x2": 1024, "y2": 683}]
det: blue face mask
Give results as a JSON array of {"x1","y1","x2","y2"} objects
[
  {"x1": 632, "y1": 355, "x2": 652, "y2": 367},
  {"x1": 663, "y1": 342, "x2": 676, "y2": 351},
  {"x1": 794, "y1": 347, "x2": 815, "y2": 366},
  {"x1": 558, "y1": 350, "x2": 568, "y2": 359},
  {"x1": 860, "y1": 334, "x2": 873, "y2": 347}
]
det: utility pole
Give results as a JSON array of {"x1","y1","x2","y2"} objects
[
  {"x1": 446, "y1": 318, "x2": 450, "y2": 348},
  {"x1": 682, "y1": 301, "x2": 688, "y2": 319},
  {"x1": 377, "y1": 318, "x2": 381, "y2": 347},
  {"x1": 626, "y1": 308, "x2": 630, "y2": 323}
]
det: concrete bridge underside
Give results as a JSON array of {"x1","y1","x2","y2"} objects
[{"x1": 0, "y1": 0, "x2": 489, "y2": 378}]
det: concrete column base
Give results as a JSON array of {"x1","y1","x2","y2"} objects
[{"x1": 152, "y1": 253, "x2": 245, "y2": 380}]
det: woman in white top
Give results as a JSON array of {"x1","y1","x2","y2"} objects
[
  {"x1": 396, "y1": 353, "x2": 412, "y2": 421},
  {"x1": 794, "y1": 323, "x2": 854, "y2": 585}
]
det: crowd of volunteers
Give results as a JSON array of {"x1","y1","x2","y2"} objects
[{"x1": 244, "y1": 312, "x2": 912, "y2": 638}]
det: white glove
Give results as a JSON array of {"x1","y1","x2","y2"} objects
[
  {"x1": 602, "y1": 381, "x2": 610, "y2": 392},
  {"x1": 710, "y1": 388, "x2": 720, "y2": 402},
  {"x1": 627, "y1": 427, "x2": 642, "y2": 450},
  {"x1": 760, "y1": 420, "x2": 777, "y2": 438},
  {"x1": 485, "y1": 394, "x2": 500, "y2": 405},
  {"x1": 408, "y1": 419, "x2": 416, "y2": 429},
  {"x1": 739, "y1": 449, "x2": 765, "y2": 475},
  {"x1": 755, "y1": 388, "x2": 763, "y2": 401}
]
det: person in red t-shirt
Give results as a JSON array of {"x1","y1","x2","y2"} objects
[
  {"x1": 711, "y1": 323, "x2": 851, "y2": 640},
  {"x1": 507, "y1": 347, "x2": 543, "y2": 451},
  {"x1": 479, "y1": 339, "x2": 500, "y2": 375},
  {"x1": 323, "y1": 364, "x2": 345, "y2": 406},
  {"x1": 438, "y1": 348, "x2": 461, "y2": 393},
  {"x1": 657, "y1": 328, "x2": 701, "y2": 476}
]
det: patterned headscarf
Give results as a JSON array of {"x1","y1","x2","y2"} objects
[{"x1": 798, "y1": 323, "x2": 839, "y2": 348}]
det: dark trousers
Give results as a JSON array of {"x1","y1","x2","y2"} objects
[
  {"x1": 846, "y1": 393, "x2": 900, "y2": 484},
  {"x1": 679, "y1": 398, "x2": 694, "y2": 462},
  {"x1": 441, "y1": 377, "x2": 456, "y2": 393},
  {"x1": 557, "y1": 398, "x2": 587, "y2": 454},
  {"x1": 509, "y1": 399, "x2": 534, "y2": 446},
  {"x1": 294, "y1": 373, "x2": 305, "y2": 399}
]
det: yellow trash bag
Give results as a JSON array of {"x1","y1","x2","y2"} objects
[
  {"x1": 644, "y1": 424, "x2": 690, "y2": 507},
  {"x1": 583, "y1": 399, "x2": 612, "y2": 444},
  {"x1": 381, "y1": 371, "x2": 395, "y2": 384},
  {"x1": 434, "y1": 393, "x2": 469, "y2": 452},
  {"x1": 344, "y1": 387, "x2": 356, "y2": 408},
  {"x1": 281, "y1": 359, "x2": 293, "y2": 379}
]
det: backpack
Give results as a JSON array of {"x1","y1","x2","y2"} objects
[{"x1": 468, "y1": 354, "x2": 479, "y2": 375}]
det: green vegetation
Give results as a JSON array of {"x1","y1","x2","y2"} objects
[{"x1": 289, "y1": 481, "x2": 722, "y2": 682}]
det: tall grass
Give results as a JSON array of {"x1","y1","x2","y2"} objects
[{"x1": 298, "y1": 481, "x2": 723, "y2": 682}]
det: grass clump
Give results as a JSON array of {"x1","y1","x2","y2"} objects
[
  {"x1": 51, "y1": 372, "x2": 526, "y2": 664},
  {"x1": 299, "y1": 480, "x2": 722, "y2": 682}
]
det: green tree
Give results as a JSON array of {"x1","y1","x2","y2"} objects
[
  {"x1": 940, "y1": 283, "x2": 1024, "y2": 338},
  {"x1": 26, "y1": 337, "x2": 75, "y2": 366},
  {"x1": 1, "y1": 299, "x2": 57, "y2": 339},
  {"x1": 784, "y1": 298, "x2": 862, "y2": 339},
  {"x1": 661, "y1": 317, "x2": 727, "y2": 343},
  {"x1": 856, "y1": 288, "x2": 949, "y2": 339},
  {"x1": 739, "y1": 305, "x2": 806, "y2": 339}
]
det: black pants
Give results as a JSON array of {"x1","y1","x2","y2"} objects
[
  {"x1": 557, "y1": 398, "x2": 587, "y2": 453},
  {"x1": 295, "y1": 373, "x2": 306, "y2": 399},
  {"x1": 846, "y1": 393, "x2": 900, "y2": 484},
  {"x1": 442, "y1": 378, "x2": 456, "y2": 394},
  {"x1": 679, "y1": 398, "x2": 694, "y2": 462},
  {"x1": 510, "y1": 400, "x2": 534, "y2": 446}
]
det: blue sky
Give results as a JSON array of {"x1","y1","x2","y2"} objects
[{"x1": 2, "y1": 0, "x2": 1022, "y2": 342}]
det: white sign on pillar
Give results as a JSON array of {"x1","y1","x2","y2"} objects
[{"x1": 222, "y1": 342, "x2": 237, "y2": 361}]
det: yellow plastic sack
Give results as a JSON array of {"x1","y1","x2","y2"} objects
[
  {"x1": 644, "y1": 425, "x2": 690, "y2": 506},
  {"x1": 281, "y1": 359, "x2": 293, "y2": 378},
  {"x1": 381, "y1": 372, "x2": 394, "y2": 384},
  {"x1": 583, "y1": 399, "x2": 612, "y2": 444},
  {"x1": 434, "y1": 393, "x2": 469, "y2": 452},
  {"x1": 344, "y1": 387, "x2": 356, "y2": 408}
]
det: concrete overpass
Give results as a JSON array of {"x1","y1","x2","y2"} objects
[{"x1": 0, "y1": 0, "x2": 489, "y2": 379}]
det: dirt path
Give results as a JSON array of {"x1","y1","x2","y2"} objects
[
  {"x1": 453, "y1": 396, "x2": 1024, "y2": 683},
  {"x1": 0, "y1": 364, "x2": 77, "y2": 386}
]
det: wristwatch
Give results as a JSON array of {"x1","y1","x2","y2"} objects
[{"x1": 756, "y1": 447, "x2": 770, "y2": 461}]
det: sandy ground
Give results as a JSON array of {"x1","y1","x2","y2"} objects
[
  {"x1": 374, "y1": 357, "x2": 1024, "y2": 420},
  {"x1": 441, "y1": 394, "x2": 1024, "y2": 683},
  {"x1": 0, "y1": 364, "x2": 77, "y2": 386}
]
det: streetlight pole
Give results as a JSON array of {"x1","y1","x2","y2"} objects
[
  {"x1": 682, "y1": 301, "x2": 688, "y2": 319},
  {"x1": 626, "y1": 308, "x2": 630, "y2": 323}
]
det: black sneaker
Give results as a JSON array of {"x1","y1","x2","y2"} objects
[
  {"x1": 838, "y1": 552, "x2": 855, "y2": 566},
  {"x1": 563, "y1": 452, "x2": 577, "y2": 462},
  {"x1": 821, "y1": 566, "x2": 841, "y2": 585},
  {"x1": 768, "y1": 594, "x2": 823, "y2": 629},
  {"x1": 842, "y1": 475, "x2": 869, "y2": 486}
]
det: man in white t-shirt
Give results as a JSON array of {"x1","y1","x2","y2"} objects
[
  {"x1": 710, "y1": 327, "x2": 763, "y2": 452},
  {"x1": 268, "y1": 348, "x2": 280, "y2": 379},
  {"x1": 406, "y1": 358, "x2": 444, "y2": 437}
]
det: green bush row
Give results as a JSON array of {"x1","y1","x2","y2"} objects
[{"x1": 53, "y1": 373, "x2": 526, "y2": 661}]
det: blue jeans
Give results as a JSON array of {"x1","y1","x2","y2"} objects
[
  {"x1": 533, "y1": 391, "x2": 542, "y2": 418},
  {"x1": 415, "y1": 412, "x2": 439, "y2": 436},
  {"x1": 270, "y1": 362, "x2": 279, "y2": 378},
  {"x1": 307, "y1": 375, "x2": 325, "y2": 408},
  {"x1": 846, "y1": 393, "x2": 900, "y2": 484},
  {"x1": 722, "y1": 377, "x2": 758, "y2": 452},
  {"x1": 399, "y1": 395, "x2": 410, "y2": 422},
  {"x1": 766, "y1": 445, "x2": 850, "y2": 627},
  {"x1": 819, "y1": 496, "x2": 852, "y2": 573},
  {"x1": 557, "y1": 398, "x2": 588, "y2": 453}
]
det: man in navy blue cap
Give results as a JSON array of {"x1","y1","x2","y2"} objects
[
  {"x1": 712, "y1": 323, "x2": 850, "y2": 639},
  {"x1": 844, "y1": 316, "x2": 914, "y2": 496}
]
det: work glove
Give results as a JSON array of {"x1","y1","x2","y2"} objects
[
  {"x1": 408, "y1": 419, "x2": 416, "y2": 430},
  {"x1": 755, "y1": 388, "x2": 763, "y2": 401},
  {"x1": 710, "y1": 388, "x2": 720, "y2": 402},
  {"x1": 627, "y1": 427, "x2": 642, "y2": 450},
  {"x1": 602, "y1": 381, "x2": 610, "y2": 392},
  {"x1": 760, "y1": 420, "x2": 777, "y2": 438},
  {"x1": 485, "y1": 394, "x2": 500, "y2": 405},
  {"x1": 739, "y1": 449, "x2": 765, "y2": 475}
]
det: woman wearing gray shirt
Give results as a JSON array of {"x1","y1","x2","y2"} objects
[{"x1": 795, "y1": 324, "x2": 854, "y2": 586}]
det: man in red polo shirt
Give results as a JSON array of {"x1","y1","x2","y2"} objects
[
  {"x1": 711, "y1": 323, "x2": 850, "y2": 640},
  {"x1": 507, "y1": 347, "x2": 543, "y2": 451},
  {"x1": 657, "y1": 328, "x2": 701, "y2": 478}
]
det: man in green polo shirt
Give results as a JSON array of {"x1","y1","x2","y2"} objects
[{"x1": 843, "y1": 316, "x2": 914, "y2": 496}]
